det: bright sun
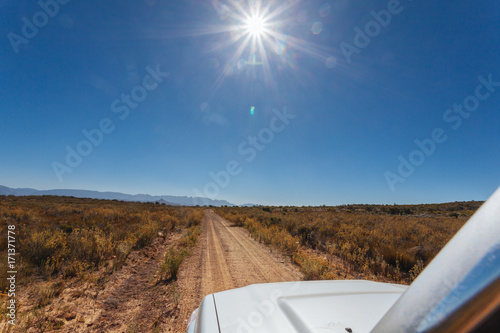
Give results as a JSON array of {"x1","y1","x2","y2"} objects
[
  {"x1": 244, "y1": 15, "x2": 266, "y2": 37},
  {"x1": 198, "y1": 0, "x2": 331, "y2": 89}
]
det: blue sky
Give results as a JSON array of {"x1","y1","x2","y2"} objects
[{"x1": 1, "y1": 0, "x2": 499, "y2": 206}]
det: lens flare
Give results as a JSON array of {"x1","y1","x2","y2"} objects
[
  {"x1": 245, "y1": 15, "x2": 266, "y2": 37},
  {"x1": 190, "y1": 0, "x2": 338, "y2": 98}
]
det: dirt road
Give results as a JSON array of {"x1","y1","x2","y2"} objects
[{"x1": 172, "y1": 210, "x2": 303, "y2": 332}]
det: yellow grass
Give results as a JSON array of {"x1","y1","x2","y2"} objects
[
  {"x1": 0, "y1": 196, "x2": 203, "y2": 292},
  {"x1": 216, "y1": 203, "x2": 478, "y2": 283}
]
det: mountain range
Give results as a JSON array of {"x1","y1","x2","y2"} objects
[{"x1": 0, "y1": 185, "x2": 234, "y2": 206}]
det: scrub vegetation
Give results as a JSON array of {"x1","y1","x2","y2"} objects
[
  {"x1": 0, "y1": 195, "x2": 482, "y2": 331},
  {"x1": 216, "y1": 201, "x2": 482, "y2": 283},
  {"x1": 0, "y1": 195, "x2": 203, "y2": 331}
]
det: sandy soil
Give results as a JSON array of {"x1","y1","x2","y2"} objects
[{"x1": 171, "y1": 210, "x2": 303, "y2": 332}]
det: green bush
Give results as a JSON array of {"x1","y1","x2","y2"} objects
[{"x1": 162, "y1": 248, "x2": 187, "y2": 280}]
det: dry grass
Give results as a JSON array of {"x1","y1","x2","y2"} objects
[
  {"x1": 217, "y1": 202, "x2": 479, "y2": 283},
  {"x1": 0, "y1": 196, "x2": 203, "y2": 292},
  {"x1": 0, "y1": 195, "x2": 205, "y2": 331}
]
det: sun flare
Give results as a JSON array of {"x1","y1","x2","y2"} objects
[
  {"x1": 244, "y1": 15, "x2": 266, "y2": 38},
  {"x1": 197, "y1": 0, "x2": 334, "y2": 94}
]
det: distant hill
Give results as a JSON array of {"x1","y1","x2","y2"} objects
[
  {"x1": 156, "y1": 198, "x2": 183, "y2": 205},
  {"x1": 0, "y1": 185, "x2": 234, "y2": 206}
]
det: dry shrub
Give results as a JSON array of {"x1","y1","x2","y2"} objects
[
  {"x1": 277, "y1": 231, "x2": 299, "y2": 256},
  {"x1": 160, "y1": 214, "x2": 179, "y2": 231},
  {"x1": 134, "y1": 219, "x2": 160, "y2": 249},
  {"x1": 22, "y1": 229, "x2": 68, "y2": 266},
  {"x1": 187, "y1": 210, "x2": 204, "y2": 227},
  {"x1": 217, "y1": 204, "x2": 471, "y2": 283},
  {"x1": 0, "y1": 195, "x2": 201, "y2": 287},
  {"x1": 62, "y1": 258, "x2": 92, "y2": 278},
  {"x1": 116, "y1": 238, "x2": 135, "y2": 261},
  {"x1": 179, "y1": 226, "x2": 202, "y2": 248},
  {"x1": 162, "y1": 248, "x2": 187, "y2": 281},
  {"x1": 232, "y1": 214, "x2": 247, "y2": 227},
  {"x1": 68, "y1": 228, "x2": 115, "y2": 265},
  {"x1": 161, "y1": 226, "x2": 201, "y2": 281},
  {"x1": 292, "y1": 251, "x2": 330, "y2": 280}
]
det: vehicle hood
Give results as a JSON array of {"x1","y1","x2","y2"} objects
[{"x1": 195, "y1": 280, "x2": 407, "y2": 333}]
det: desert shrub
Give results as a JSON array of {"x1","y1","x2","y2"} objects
[
  {"x1": 179, "y1": 226, "x2": 202, "y2": 248},
  {"x1": 22, "y1": 229, "x2": 68, "y2": 266},
  {"x1": 116, "y1": 238, "x2": 135, "y2": 261},
  {"x1": 292, "y1": 251, "x2": 330, "y2": 280},
  {"x1": 161, "y1": 225, "x2": 201, "y2": 281},
  {"x1": 162, "y1": 248, "x2": 187, "y2": 280},
  {"x1": 159, "y1": 214, "x2": 179, "y2": 231},
  {"x1": 43, "y1": 256, "x2": 64, "y2": 276},
  {"x1": 0, "y1": 196, "x2": 202, "y2": 285},
  {"x1": 216, "y1": 203, "x2": 471, "y2": 283},
  {"x1": 187, "y1": 210, "x2": 204, "y2": 227},
  {"x1": 409, "y1": 259, "x2": 425, "y2": 280},
  {"x1": 62, "y1": 258, "x2": 91, "y2": 278},
  {"x1": 134, "y1": 219, "x2": 160, "y2": 249},
  {"x1": 277, "y1": 231, "x2": 299, "y2": 256},
  {"x1": 58, "y1": 224, "x2": 73, "y2": 233},
  {"x1": 68, "y1": 228, "x2": 115, "y2": 265},
  {"x1": 232, "y1": 214, "x2": 247, "y2": 227}
]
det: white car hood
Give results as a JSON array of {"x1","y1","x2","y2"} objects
[{"x1": 194, "y1": 280, "x2": 407, "y2": 333}]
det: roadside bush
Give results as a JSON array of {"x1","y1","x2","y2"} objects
[
  {"x1": 179, "y1": 226, "x2": 202, "y2": 248},
  {"x1": 161, "y1": 225, "x2": 201, "y2": 281},
  {"x1": 216, "y1": 203, "x2": 470, "y2": 283},
  {"x1": 292, "y1": 251, "x2": 330, "y2": 280},
  {"x1": 162, "y1": 248, "x2": 187, "y2": 280},
  {"x1": 187, "y1": 210, "x2": 204, "y2": 227}
]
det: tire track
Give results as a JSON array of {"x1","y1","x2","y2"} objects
[
  {"x1": 174, "y1": 210, "x2": 302, "y2": 332},
  {"x1": 215, "y1": 212, "x2": 295, "y2": 281},
  {"x1": 201, "y1": 212, "x2": 234, "y2": 295}
]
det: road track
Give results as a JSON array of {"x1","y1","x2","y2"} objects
[{"x1": 172, "y1": 210, "x2": 302, "y2": 332}]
